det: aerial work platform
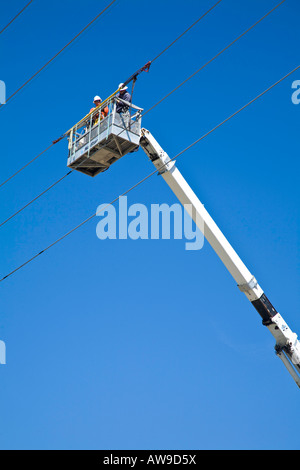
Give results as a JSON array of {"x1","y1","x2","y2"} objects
[{"x1": 67, "y1": 96, "x2": 143, "y2": 177}]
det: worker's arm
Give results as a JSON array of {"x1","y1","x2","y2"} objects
[{"x1": 102, "y1": 106, "x2": 109, "y2": 117}]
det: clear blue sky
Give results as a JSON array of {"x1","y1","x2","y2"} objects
[{"x1": 0, "y1": 0, "x2": 299, "y2": 450}]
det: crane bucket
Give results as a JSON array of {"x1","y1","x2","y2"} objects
[{"x1": 67, "y1": 97, "x2": 143, "y2": 177}]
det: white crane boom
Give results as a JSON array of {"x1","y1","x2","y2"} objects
[{"x1": 139, "y1": 128, "x2": 300, "y2": 388}]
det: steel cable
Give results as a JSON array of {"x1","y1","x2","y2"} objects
[
  {"x1": 0, "y1": 0, "x2": 117, "y2": 109},
  {"x1": 0, "y1": 0, "x2": 34, "y2": 36},
  {"x1": 1, "y1": 64, "x2": 298, "y2": 282},
  {"x1": 0, "y1": 0, "x2": 223, "y2": 187},
  {"x1": 0, "y1": 0, "x2": 287, "y2": 227}
]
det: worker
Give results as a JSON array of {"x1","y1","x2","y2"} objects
[
  {"x1": 89, "y1": 95, "x2": 109, "y2": 126},
  {"x1": 116, "y1": 84, "x2": 131, "y2": 113},
  {"x1": 116, "y1": 83, "x2": 131, "y2": 128}
]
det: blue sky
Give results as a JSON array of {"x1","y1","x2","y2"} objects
[{"x1": 0, "y1": 0, "x2": 299, "y2": 450}]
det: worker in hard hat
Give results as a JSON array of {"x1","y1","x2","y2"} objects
[
  {"x1": 116, "y1": 83, "x2": 132, "y2": 128},
  {"x1": 89, "y1": 95, "x2": 109, "y2": 126},
  {"x1": 116, "y1": 84, "x2": 131, "y2": 113}
]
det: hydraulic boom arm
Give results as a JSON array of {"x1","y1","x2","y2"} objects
[{"x1": 139, "y1": 128, "x2": 300, "y2": 388}]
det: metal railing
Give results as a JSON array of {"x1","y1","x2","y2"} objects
[{"x1": 67, "y1": 97, "x2": 143, "y2": 160}]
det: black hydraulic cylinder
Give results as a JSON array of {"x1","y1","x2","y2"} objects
[{"x1": 252, "y1": 293, "x2": 278, "y2": 325}]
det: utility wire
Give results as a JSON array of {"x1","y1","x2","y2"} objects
[
  {"x1": 0, "y1": 0, "x2": 117, "y2": 108},
  {"x1": 0, "y1": 172, "x2": 72, "y2": 229},
  {"x1": 1, "y1": 64, "x2": 298, "y2": 283},
  {"x1": 0, "y1": 142, "x2": 56, "y2": 189},
  {"x1": 169, "y1": 65, "x2": 299, "y2": 160},
  {"x1": 0, "y1": 0, "x2": 34, "y2": 36},
  {"x1": 150, "y1": 0, "x2": 223, "y2": 63},
  {"x1": 0, "y1": 0, "x2": 223, "y2": 188},
  {"x1": 0, "y1": 0, "x2": 288, "y2": 228},
  {"x1": 144, "y1": 0, "x2": 287, "y2": 116}
]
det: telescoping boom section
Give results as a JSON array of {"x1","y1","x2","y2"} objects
[
  {"x1": 66, "y1": 109, "x2": 300, "y2": 388},
  {"x1": 66, "y1": 97, "x2": 143, "y2": 177},
  {"x1": 139, "y1": 128, "x2": 300, "y2": 388}
]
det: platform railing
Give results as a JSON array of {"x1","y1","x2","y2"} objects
[{"x1": 68, "y1": 97, "x2": 143, "y2": 159}]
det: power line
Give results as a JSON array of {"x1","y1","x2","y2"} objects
[
  {"x1": 0, "y1": 0, "x2": 117, "y2": 108},
  {"x1": 144, "y1": 0, "x2": 287, "y2": 116},
  {"x1": 1, "y1": 64, "x2": 298, "y2": 283},
  {"x1": 0, "y1": 0, "x2": 34, "y2": 36},
  {"x1": 150, "y1": 0, "x2": 223, "y2": 63},
  {"x1": 0, "y1": 0, "x2": 223, "y2": 187},
  {"x1": 0, "y1": 0, "x2": 284, "y2": 192},
  {"x1": 0, "y1": 0, "x2": 288, "y2": 228},
  {"x1": 169, "y1": 66, "x2": 299, "y2": 160},
  {"x1": 0, "y1": 172, "x2": 72, "y2": 229},
  {"x1": 0, "y1": 142, "x2": 56, "y2": 189}
]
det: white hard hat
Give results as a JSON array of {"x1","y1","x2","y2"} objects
[
  {"x1": 94, "y1": 95, "x2": 102, "y2": 102},
  {"x1": 118, "y1": 83, "x2": 128, "y2": 91}
]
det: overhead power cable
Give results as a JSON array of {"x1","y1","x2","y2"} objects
[
  {"x1": 1, "y1": 64, "x2": 298, "y2": 283},
  {"x1": 150, "y1": 0, "x2": 223, "y2": 63},
  {"x1": 0, "y1": 0, "x2": 288, "y2": 228},
  {"x1": 0, "y1": 0, "x2": 117, "y2": 109},
  {"x1": 0, "y1": 0, "x2": 34, "y2": 36},
  {"x1": 0, "y1": 0, "x2": 284, "y2": 194},
  {"x1": 0, "y1": 0, "x2": 223, "y2": 188},
  {"x1": 0, "y1": 142, "x2": 56, "y2": 189},
  {"x1": 0, "y1": 172, "x2": 72, "y2": 229},
  {"x1": 144, "y1": 0, "x2": 287, "y2": 116}
]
